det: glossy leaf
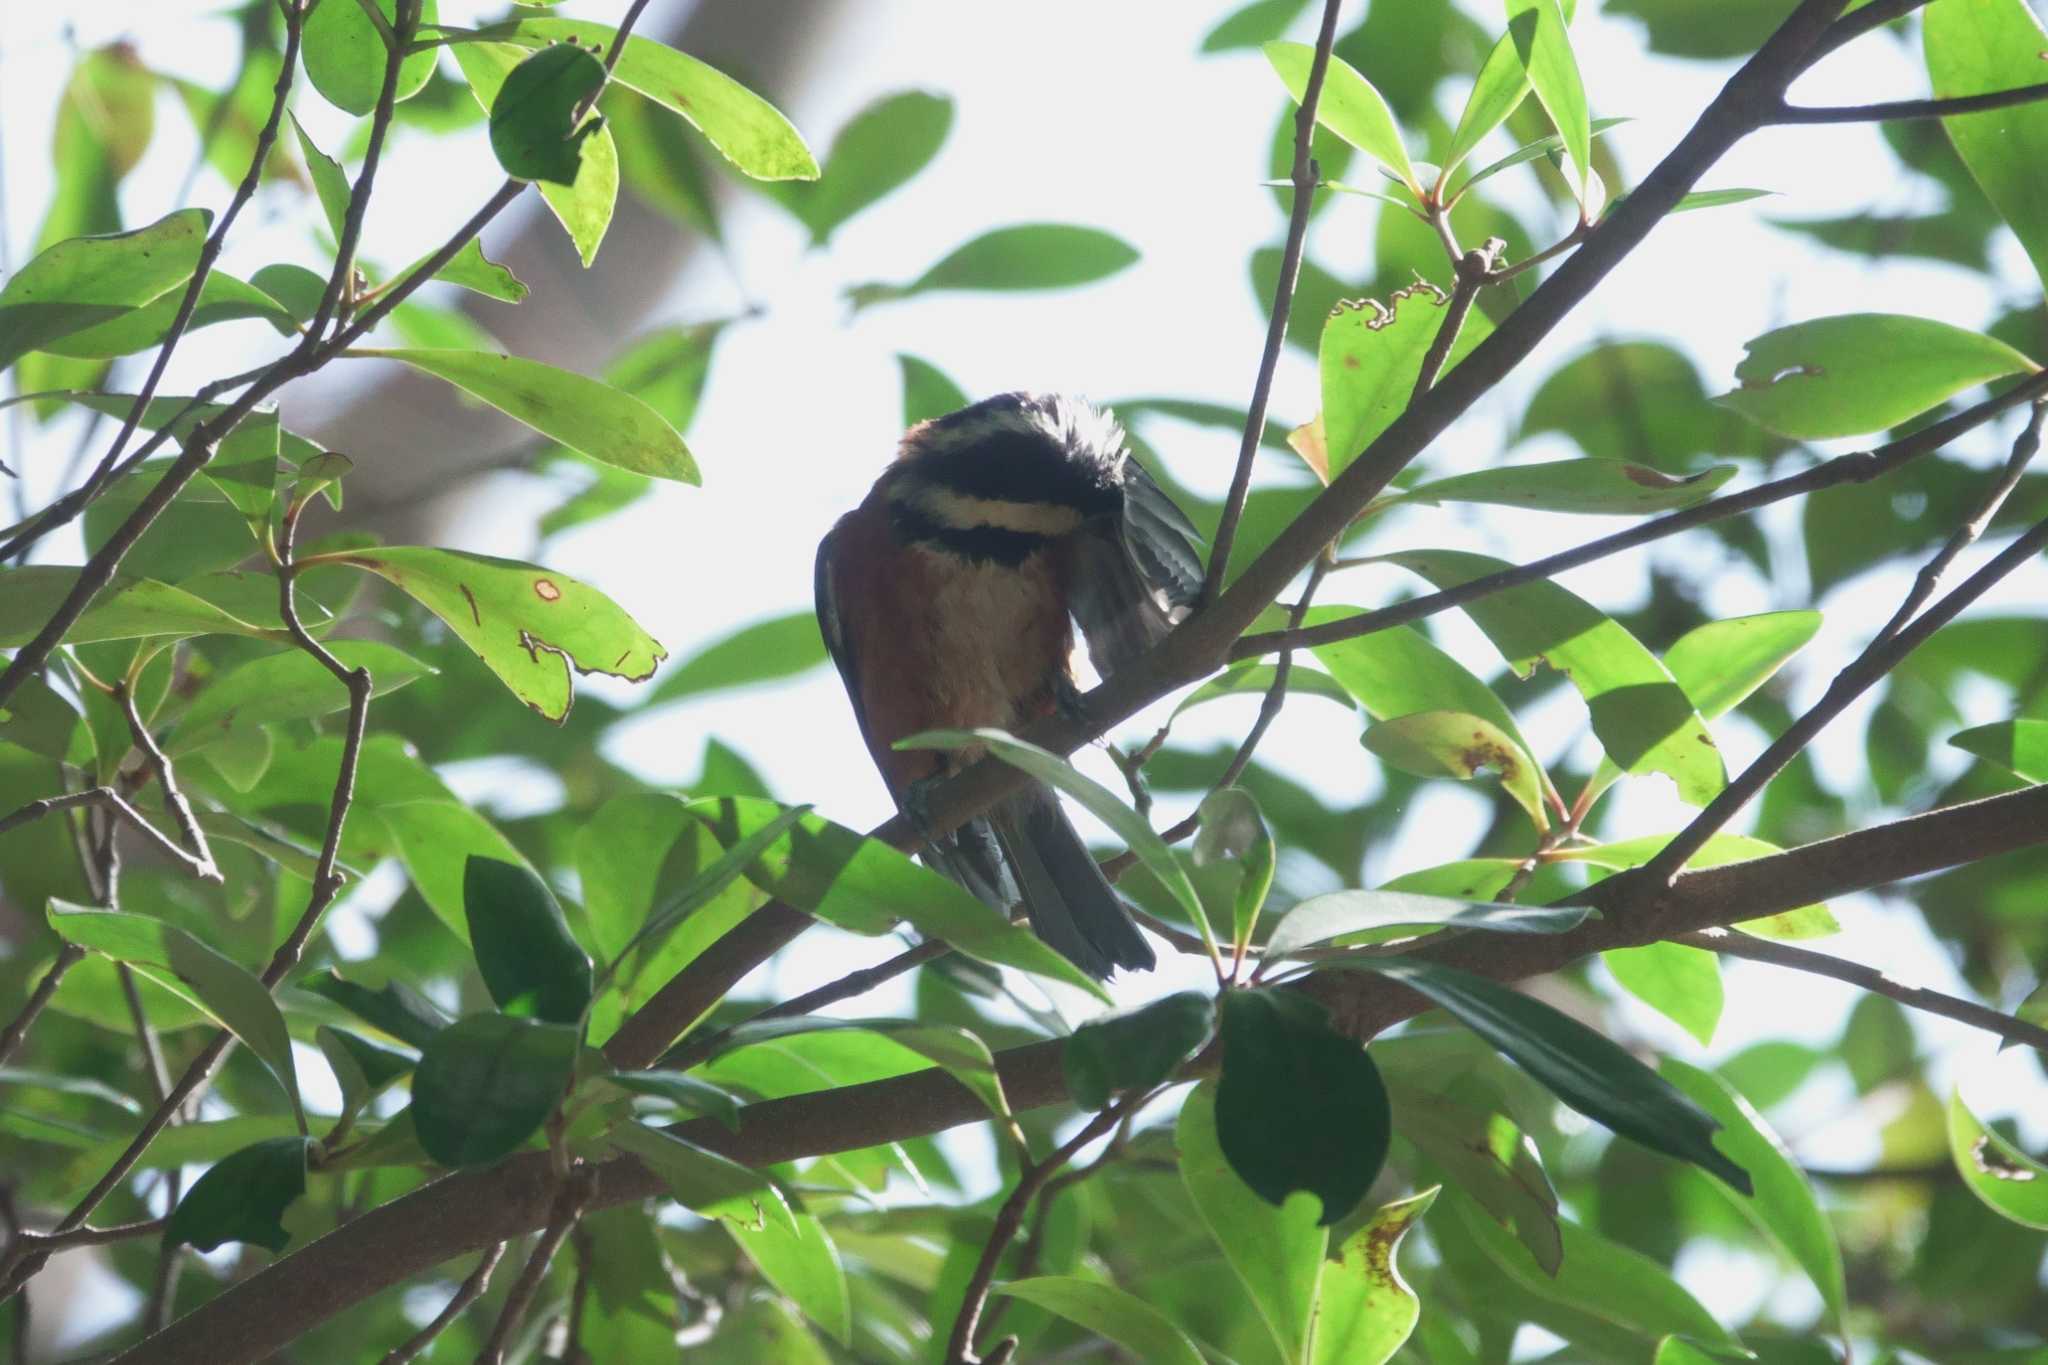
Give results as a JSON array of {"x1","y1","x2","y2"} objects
[
  {"x1": 1925, "y1": 0, "x2": 2048, "y2": 289},
  {"x1": 48, "y1": 902, "x2": 300, "y2": 1125},
  {"x1": 1453, "y1": 114, "x2": 1628, "y2": 199},
  {"x1": 1385, "y1": 549, "x2": 1723, "y2": 805},
  {"x1": 606, "y1": 1070, "x2": 743, "y2": 1130},
  {"x1": 1949, "y1": 718, "x2": 2048, "y2": 782},
  {"x1": 316, "y1": 1025, "x2": 414, "y2": 1130},
  {"x1": 1948, "y1": 1089, "x2": 2048, "y2": 1229},
  {"x1": 1504, "y1": 0, "x2": 1591, "y2": 193},
  {"x1": 1179, "y1": 1080, "x2": 1327, "y2": 1364},
  {"x1": 1266, "y1": 43, "x2": 1417, "y2": 190},
  {"x1": 168, "y1": 641, "x2": 433, "y2": 755},
  {"x1": 648, "y1": 611, "x2": 826, "y2": 706},
  {"x1": 767, "y1": 90, "x2": 953, "y2": 244},
  {"x1": 1666, "y1": 187, "x2": 1776, "y2": 213},
  {"x1": 1319, "y1": 285, "x2": 1494, "y2": 478},
  {"x1": 1442, "y1": 30, "x2": 1535, "y2": 181},
  {"x1": 162, "y1": 1136, "x2": 311, "y2": 1253},
  {"x1": 348, "y1": 349, "x2": 693, "y2": 482},
  {"x1": 452, "y1": 39, "x2": 620, "y2": 266},
  {"x1": 1717, "y1": 314, "x2": 2037, "y2": 440},
  {"x1": 999, "y1": 1277, "x2": 1207, "y2": 1365},
  {"x1": 685, "y1": 796, "x2": 1109, "y2": 999},
  {"x1": 477, "y1": 18, "x2": 818, "y2": 180},
  {"x1": 298, "y1": 969, "x2": 453, "y2": 1050},
  {"x1": 1394, "y1": 457, "x2": 1735, "y2": 515},
  {"x1": 1605, "y1": 941, "x2": 1723, "y2": 1045},
  {"x1": 411, "y1": 1012, "x2": 579, "y2": 1166},
  {"x1": 1194, "y1": 787, "x2": 1276, "y2": 949},
  {"x1": 1363, "y1": 710, "x2": 1551, "y2": 831},
  {"x1": 1215, "y1": 988, "x2": 1390, "y2": 1225},
  {"x1": 1063, "y1": 991, "x2": 1216, "y2": 1111},
  {"x1": 464, "y1": 856, "x2": 592, "y2": 1024},
  {"x1": 1382, "y1": 1078, "x2": 1561, "y2": 1273},
  {"x1": 701, "y1": 1015, "x2": 1012, "y2": 1126},
  {"x1": 489, "y1": 42, "x2": 605, "y2": 185},
  {"x1": 729, "y1": 1213, "x2": 851, "y2": 1346},
  {"x1": 43, "y1": 271, "x2": 293, "y2": 360},
  {"x1": 0, "y1": 208, "x2": 210, "y2": 371},
  {"x1": 849, "y1": 225, "x2": 1139, "y2": 308},
  {"x1": 1266, "y1": 888, "x2": 1588, "y2": 957},
  {"x1": 303, "y1": 0, "x2": 438, "y2": 116},
  {"x1": 1663, "y1": 1059, "x2": 1847, "y2": 1331},
  {"x1": 1367, "y1": 961, "x2": 1752, "y2": 1191},
  {"x1": 609, "y1": 1118, "x2": 797, "y2": 1233},
  {"x1": 0, "y1": 569, "x2": 269, "y2": 647},
  {"x1": 1308, "y1": 1188, "x2": 1435, "y2": 1365},
  {"x1": 290, "y1": 113, "x2": 350, "y2": 241},
  {"x1": 317, "y1": 545, "x2": 666, "y2": 722}
]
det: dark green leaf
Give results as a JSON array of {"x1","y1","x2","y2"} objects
[
  {"x1": 607, "y1": 1071, "x2": 743, "y2": 1130},
  {"x1": 168, "y1": 641, "x2": 432, "y2": 754},
  {"x1": 463, "y1": 856, "x2": 592, "y2": 1024},
  {"x1": 999, "y1": 1277, "x2": 1207, "y2": 1365},
  {"x1": 303, "y1": 0, "x2": 438, "y2": 116},
  {"x1": 316, "y1": 1025, "x2": 414, "y2": 1130},
  {"x1": 1215, "y1": 988, "x2": 1390, "y2": 1224},
  {"x1": 1267, "y1": 888, "x2": 1588, "y2": 957},
  {"x1": 489, "y1": 42, "x2": 606, "y2": 185},
  {"x1": 1063, "y1": 991, "x2": 1216, "y2": 1110},
  {"x1": 411, "y1": 1012, "x2": 579, "y2": 1166},
  {"x1": 1393, "y1": 457, "x2": 1735, "y2": 515},
  {"x1": 297, "y1": 968, "x2": 453, "y2": 1050},
  {"x1": 0, "y1": 208, "x2": 210, "y2": 371},
  {"x1": 163, "y1": 1136, "x2": 311, "y2": 1252}
]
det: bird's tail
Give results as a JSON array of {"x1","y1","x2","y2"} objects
[{"x1": 986, "y1": 783, "x2": 1155, "y2": 979}]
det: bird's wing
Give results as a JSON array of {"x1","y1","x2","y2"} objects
[
  {"x1": 815, "y1": 519, "x2": 874, "y2": 750},
  {"x1": 1066, "y1": 459, "x2": 1207, "y2": 679}
]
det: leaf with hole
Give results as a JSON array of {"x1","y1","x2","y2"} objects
[
  {"x1": 162, "y1": 1136, "x2": 311, "y2": 1253},
  {"x1": 1948, "y1": 1088, "x2": 2048, "y2": 1229},
  {"x1": 1363, "y1": 710, "x2": 1551, "y2": 832},
  {"x1": 1319, "y1": 286, "x2": 1493, "y2": 479}
]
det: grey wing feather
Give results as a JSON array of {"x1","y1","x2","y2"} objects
[{"x1": 1067, "y1": 460, "x2": 1207, "y2": 679}]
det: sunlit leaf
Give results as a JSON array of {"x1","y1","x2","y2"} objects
[
  {"x1": 1308, "y1": 1188, "x2": 1435, "y2": 1364},
  {"x1": 1320, "y1": 284, "x2": 1493, "y2": 478},
  {"x1": 999, "y1": 1277, "x2": 1207, "y2": 1365},
  {"x1": 303, "y1": 0, "x2": 438, "y2": 116},
  {"x1": 1947, "y1": 1089, "x2": 2048, "y2": 1229},
  {"x1": 1925, "y1": 0, "x2": 2048, "y2": 289},
  {"x1": 0, "y1": 208, "x2": 210, "y2": 371},
  {"x1": 1362, "y1": 710, "x2": 1551, "y2": 831},
  {"x1": 1949, "y1": 718, "x2": 2048, "y2": 783},
  {"x1": 1605, "y1": 941, "x2": 1722, "y2": 1045},
  {"x1": 1266, "y1": 43, "x2": 1417, "y2": 191},
  {"x1": 488, "y1": 42, "x2": 605, "y2": 185},
  {"x1": 765, "y1": 90, "x2": 953, "y2": 243}
]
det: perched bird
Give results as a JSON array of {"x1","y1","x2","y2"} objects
[{"x1": 815, "y1": 392, "x2": 1204, "y2": 978}]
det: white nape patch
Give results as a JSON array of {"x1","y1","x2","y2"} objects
[{"x1": 907, "y1": 482, "x2": 1084, "y2": 535}]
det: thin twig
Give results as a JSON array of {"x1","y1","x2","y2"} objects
[
  {"x1": 1412, "y1": 243, "x2": 1499, "y2": 406},
  {"x1": 0, "y1": 1190, "x2": 22, "y2": 1365},
  {"x1": 121, "y1": 960, "x2": 186, "y2": 1336},
  {"x1": 118, "y1": 682, "x2": 220, "y2": 881},
  {"x1": 0, "y1": 944, "x2": 84, "y2": 1069},
  {"x1": 1638, "y1": 508, "x2": 2048, "y2": 893},
  {"x1": 1772, "y1": 81, "x2": 2048, "y2": 124},
  {"x1": 475, "y1": 1188, "x2": 583, "y2": 1365},
  {"x1": 6, "y1": 1218, "x2": 168, "y2": 1255},
  {"x1": 1203, "y1": 0, "x2": 1345, "y2": 603},
  {"x1": 378, "y1": 1244, "x2": 507, "y2": 1365},
  {"x1": 0, "y1": 787, "x2": 218, "y2": 883},
  {"x1": 1680, "y1": 929, "x2": 2048, "y2": 1053},
  {"x1": 944, "y1": 1103, "x2": 1131, "y2": 1365},
  {"x1": 1233, "y1": 372, "x2": 2048, "y2": 659}
]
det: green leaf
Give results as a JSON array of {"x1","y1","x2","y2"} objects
[
  {"x1": 684, "y1": 796, "x2": 1110, "y2": 1000},
  {"x1": 897, "y1": 728, "x2": 1210, "y2": 959},
  {"x1": 1666, "y1": 187, "x2": 1776, "y2": 213},
  {"x1": 475, "y1": 18, "x2": 818, "y2": 180},
  {"x1": 426, "y1": 237, "x2": 528, "y2": 303},
  {"x1": 1362, "y1": 711, "x2": 1551, "y2": 832},
  {"x1": 1518, "y1": 337, "x2": 1755, "y2": 472},
  {"x1": 576, "y1": 792, "x2": 692, "y2": 962},
  {"x1": 316, "y1": 1026, "x2": 413, "y2": 1130},
  {"x1": 1662, "y1": 1059, "x2": 1847, "y2": 1332},
  {"x1": 1442, "y1": 30, "x2": 1535, "y2": 182},
  {"x1": 1665, "y1": 611, "x2": 1822, "y2": 719},
  {"x1": 378, "y1": 800, "x2": 527, "y2": 939},
  {"x1": 728, "y1": 1213, "x2": 851, "y2": 1346},
  {"x1": 850, "y1": 225, "x2": 1139, "y2": 308},
  {"x1": 1169, "y1": 660, "x2": 1355, "y2": 720},
  {"x1": 168, "y1": 641, "x2": 433, "y2": 755},
  {"x1": 451, "y1": 38, "x2": 620, "y2": 266},
  {"x1": 1178, "y1": 1080, "x2": 1326, "y2": 1364},
  {"x1": 606, "y1": 1070, "x2": 743, "y2": 1130},
  {"x1": 1203, "y1": 0, "x2": 1311, "y2": 52},
  {"x1": 1504, "y1": 0, "x2": 1591, "y2": 194},
  {"x1": 899, "y1": 353, "x2": 969, "y2": 426},
  {"x1": 1925, "y1": 0, "x2": 2048, "y2": 290},
  {"x1": 1948, "y1": 1089, "x2": 2048, "y2": 1229},
  {"x1": 1717, "y1": 314, "x2": 2037, "y2": 440},
  {"x1": 1194, "y1": 787, "x2": 1276, "y2": 950},
  {"x1": 603, "y1": 85, "x2": 721, "y2": 241},
  {"x1": 1381, "y1": 1077, "x2": 1560, "y2": 1273},
  {"x1": 303, "y1": 0, "x2": 438, "y2": 116},
  {"x1": 608, "y1": 1118, "x2": 796, "y2": 1233},
  {"x1": 43, "y1": 271, "x2": 294, "y2": 360},
  {"x1": 1216, "y1": 989, "x2": 1390, "y2": 1226},
  {"x1": 411, "y1": 1012, "x2": 579, "y2": 1166},
  {"x1": 489, "y1": 42, "x2": 606, "y2": 185},
  {"x1": 0, "y1": 208, "x2": 210, "y2": 372},
  {"x1": 998, "y1": 1277, "x2": 1207, "y2": 1365},
  {"x1": 347, "y1": 348, "x2": 693, "y2": 482},
  {"x1": 1560, "y1": 833, "x2": 1839, "y2": 940},
  {"x1": 48, "y1": 902, "x2": 300, "y2": 1125},
  {"x1": 289, "y1": 113, "x2": 351, "y2": 242},
  {"x1": 766, "y1": 90, "x2": 953, "y2": 244},
  {"x1": 464, "y1": 856, "x2": 592, "y2": 1024},
  {"x1": 320, "y1": 545, "x2": 666, "y2": 722},
  {"x1": 162, "y1": 1136, "x2": 311, "y2": 1253},
  {"x1": 1320, "y1": 285, "x2": 1494, "y2": 478},
  {"x1": 1063, "y1": 991, "x2": 1216, "y2": 1111},
  {"x1": 251, "y1": 264, "x2": 329, "y2": 326},
  {"x1": 1447, "y1": 1190, "x2": 1746, "y2": 1354},
  {"x1": 648, "y1": 611, "x2": 826, "y2": 706},
  {"x1": 1604, "y1": 941, "x2": 1723, "y2": 1045},
  {"x1": 1949, "y1": 718, "x2": 2048, "y2": 782},
  {"x1": 1266, "y1": 889, "x2": 1588, "y2": 957},
  {"x1": 1308, "y1": 1187, "x2": 1435, "y2": 1365},
  {"x1": 699, "y1": 1015, "x2": 1013, "y2": 1127},
  {"x1": 298, "y1": 968, "x2": 452, "y2": 1050},
  {"x1": 1453, "y1": 114, "x2": 1628, "y2": 199},
  {"x1": 1393, "y1": 458, "x2": 1735, "y2": 515},
  {"x1": 1383, "y1": 549, "x2": 1723, "y2": 805},
  {"x1": 1367, "y1": 961, "x2": 1751, "y2": 1192},
  {"x1": 1265, "y1": 43, "x2": 1417, "y2": 191}
]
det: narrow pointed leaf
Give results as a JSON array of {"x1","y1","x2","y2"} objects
[
  {"x1": 1394, "y1": 458, "x2": 1735, "y2": 515},
  {"x1": 998, "y1": 1277, "x2": 1206, "y2": 1365},
  {"x1": 610, "y1": 1118, "x2": 797, "y2": 1233},
  {"x1": 0, "y1": 208, "x2": 211, "y2": 371},
  {"x1": 1949, "y1": 718, "x2": 2048, "y2": 783},
  {"x1": 1266, "y1": 43, "x2": 1416, "y2": 190},
  {"x1": 1267, "y1": 889, "x2": 1588, "y2": 958},
  {"x1": 1925, "y1": 0, "x2": 2048, "y2": 289},
  {"x1": 728, "y1": 1213, "x2": 851, "y2": 1345}
]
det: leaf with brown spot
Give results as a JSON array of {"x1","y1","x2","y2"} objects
[
  {"x1": 314, "y1": 546, "x2": 665, "y2": 722},
  {"x1": 1363, "y1": 709, "x2": 1550, "y2": 832}
]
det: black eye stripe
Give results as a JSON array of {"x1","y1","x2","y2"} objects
[{"x1": 890, "y1": 501, "x2": 1047, "y2": 566}]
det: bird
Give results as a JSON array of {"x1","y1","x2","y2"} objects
[{"x1": 814, "y1": 392, "x2": 1205, "y2": 978}]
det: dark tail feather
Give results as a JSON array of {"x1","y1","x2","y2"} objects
[
  {"x1": 989, "y1": 785, "x2": 1155, "y2": 979},
  {"x1": 923, "y1": 815, "x2": 1016, "y2": 911}
]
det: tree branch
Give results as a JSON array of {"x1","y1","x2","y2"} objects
[
  {"x1": 118, "y1": 681, "x2": 220, "y2": 882},
  {"x1": 1203, "y1": 0, "x2": 1344, "y2": 603},
  {"x1": 0, "y1": 787, "x2": 218, "y2": 884},
  {"x1": 1772, "y1": 81, "x2": 2048, "y2": 124},
  {"x1": 1676, "y1": 929, "x2": 2048, "y2": 1053},
  {"x1": 377, "y1": 1244, "x2": 506, "y2": 1365}
]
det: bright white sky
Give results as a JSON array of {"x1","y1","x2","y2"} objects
[{"x1": 5, "y1": 0, "x2": 2047, "y2": 1338}]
